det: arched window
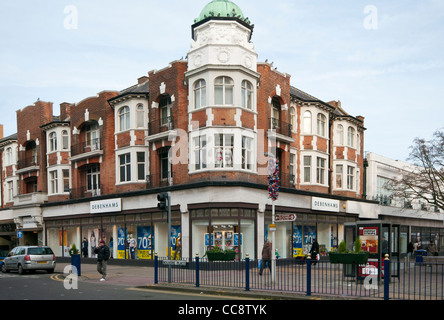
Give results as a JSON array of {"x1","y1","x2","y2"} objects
[
  {"x1": 49, "y1": 132, "x2": 57, "y2": 151},
  {"x1": 303, "y1": 111, "x2": 312, "y2": 134},
  {"x1": 62, "y1": 130, "x2": 69, "y2": 150},
  {"x1": 214, "y1": 76, "x2": 233, "y2": 105},
  {"x1": 336, "y1": 125, "x2": 344, "y2": 145},
  {"x1": 194, "y1": 79, "x2": 206, "y2": 109},
  {"x1": 241, "y1": 80, "x2": 253, "y2": 109},
  {"x1": 348, "y1": 127, "x2": 355, "y2": 148},
  {"x1": 317, "y1": 113, "x2": 326, "y2": 137},
  {"x1": 136, "y1": 104, "x2": 145, "y2": 128},
  {"x1": 119, "y1": 106, "x2": 130, "y2": 131}
]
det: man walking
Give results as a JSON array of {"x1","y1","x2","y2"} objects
[{"x1": 94, "y1": 240, "x2": 110, "y2": 281}]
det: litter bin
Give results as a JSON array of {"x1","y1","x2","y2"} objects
[{"x1": 415, "y1": 249, "x2": 427, "y2": 263}]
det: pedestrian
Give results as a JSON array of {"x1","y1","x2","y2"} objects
[
  {"x1": 94, "y1": 240, "x2": 110, "y2": 281},
  {"x1": 82, "y1": 237, "x2": 88, "y2": 258},
  {"x1": 259, "y1": 240, "x2": 272, "y2": 275},
  {"x1": 310, "y1": 238, "x2": 319, "y2": 265},
  {"x1": 427, "y1": 240, "x2": 438, "y2": 257},
  {"x1": 407, "y1": 242, "x2": 414, "y2": 259}
]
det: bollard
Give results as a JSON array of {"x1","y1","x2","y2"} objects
[
  {"x1": 306, "y1": 254, "x2": 312, "y2": 296},
  {"x1": 154, "y1": 253, "x2": 158, "y2": 284},
  {"x1": 245, "y1": 253, "x2": 250, "y2": 291},
  {"x1": 384, "y1": 254, "x2": 390, "y2": 300},
  {"x1": 195, "y1": 253, "x2": 200, "y2": 288}
]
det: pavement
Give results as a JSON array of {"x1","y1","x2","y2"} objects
[{"x1": 53, "y1": 261, "x2": 354, "y2": 300}]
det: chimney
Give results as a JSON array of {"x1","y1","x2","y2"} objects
[
  {"x1": 138, "y1": 76, "x2": 149, "y2": 85},
  {"x1": 0, "y1": 124, "x2": 3, "y2": 139}
]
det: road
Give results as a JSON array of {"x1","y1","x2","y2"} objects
[{"x1": 0, "y1": 270, "x2": 244, "y2": 300}]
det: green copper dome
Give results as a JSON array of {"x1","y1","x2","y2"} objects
[{"x1": 194, "y1": 0, "x2": 246, "y2": 23}]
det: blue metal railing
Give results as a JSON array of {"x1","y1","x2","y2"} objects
[{"x1": 154, "y1": 255, "x2": 444, "y2": 300}]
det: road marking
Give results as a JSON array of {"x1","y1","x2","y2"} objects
[{"x1": 126, "y1": 287, "x2": 258, "y2": 300}]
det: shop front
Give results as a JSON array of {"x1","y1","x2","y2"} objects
[
  {"x1": 44, "y1": 197, "x2": 181, "y2": 259},
  {"x1": 189, "y1": 203, "x2": 257, "y2": 260},
  {"x1": 264, "y1": 197, "x2": 359, "y2": 260}
]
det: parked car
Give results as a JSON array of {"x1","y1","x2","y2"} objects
[
  {"x1": 0, "y1": 250, "x2": 7, "y2": 267},
  {"x1": 1, "y1": 246, "x2": 56, "y2": 274}
]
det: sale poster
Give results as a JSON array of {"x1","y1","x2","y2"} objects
[{"x1": 137, "y1": 226, "x2": 153, "y2": 260}]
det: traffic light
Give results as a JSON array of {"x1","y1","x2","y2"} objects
[{"x1": 157, "y1": 192, "x2": 168, "y2": 211}]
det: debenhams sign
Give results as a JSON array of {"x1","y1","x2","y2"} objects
[
  {"x1": 90, "y1": 198, "x2": 122, "y2": 214},
  {"x1": 312, "y1": 197, "x2": 340, "y2": 212}
]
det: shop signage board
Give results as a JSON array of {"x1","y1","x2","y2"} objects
[
  {"x1": 90, "y1": 198, "x2": 122, "y2": 214},
  {"x1": 275, "y1": 213, "x2": 296, "y2": 222},
  {"x1": 312, "y1": 197, "x2": 340, "y2": 212}
]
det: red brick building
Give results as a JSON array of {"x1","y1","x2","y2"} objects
[{"x1": 0, "y1": 1, "x2": 371, "y2": 260}]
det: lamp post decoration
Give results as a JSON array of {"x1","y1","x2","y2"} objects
[{"x1": 268, "y1": 158, "x2": 280, "y2": 201}]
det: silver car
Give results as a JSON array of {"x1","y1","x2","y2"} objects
[{"x1": 1, "y1": 246, "x2": 56, "y2": 274}]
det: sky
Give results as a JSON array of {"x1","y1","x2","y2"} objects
[{"x1": 0, "y1": 0, "x2": 443, "y2": 162}]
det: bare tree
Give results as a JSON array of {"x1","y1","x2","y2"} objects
[{"x1": 387, "y1": 129, "x2": 444, "y2": 212}]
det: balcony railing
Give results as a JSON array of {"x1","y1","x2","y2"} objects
[
  {"x1": 269, "y1": 117, "x2": 293, "y2": 137},
  {"x1": 149, "y1": 116, "x2": 174, "y2": 136},
  {"x1": 71, "y1": 138, "x2": 102, "y2": 157},
  {"x1": 17, "y1": 156, "x2": 38, "y2": 170},
  {"x1": 70, "y1": 185, "x2": 103, "y2": 199}
]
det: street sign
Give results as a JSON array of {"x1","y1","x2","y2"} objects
[
  {"x1": 162, "y1": 260, "x2": 186, "y2": 266},
  {"x1": 269, "y1": 224, "x2": 276, "y2": 231},
  {"x1": 17, "y1": 231, "x2": 23, "y2": 238},
  {"x1": 275, "y1": 213, "x2": 297, "y2": 222}
]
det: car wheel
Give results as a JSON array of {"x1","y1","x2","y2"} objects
[
  {"x1": 18, "y1": 264, "x2": 25, "y2": 275},
  {"x1": 1, "y1": 263, "x2": 8, "y2": 273},
  {"x1": 47, "y1": 269, "x2": 54, "y2": 274}
]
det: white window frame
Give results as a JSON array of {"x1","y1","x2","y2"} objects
[
  {"x1": 194, "y1": 79, "x2": 207, "y2": 109},
  {"x1": 316, "y1": 157, "x2": 326, "y2": 185},
  {"x1": 241, "y1": 80, "x2": 253, "y2": 109},
  {"x1": 49, "y1": 170, "x2": 58, "y2": 194},
  {"x1": 49, "y1": 132, "x2": 57, "y2": 152},
  {"x1": 317, "y1": 113, "x2": 326, "y2": 137},
  {"x1": 119, "y1": 106, "x2": 130, "y2": 131},
  {"x1": 214, "y1": 76, "x2": 234, "y2": 106}
]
